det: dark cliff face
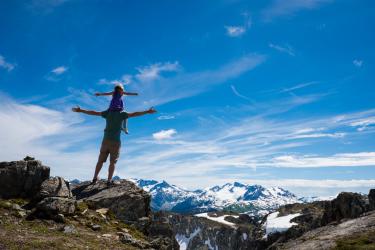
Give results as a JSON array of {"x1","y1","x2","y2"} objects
[
  {"x1": 322, "y1": 192, "x2": 369, "y2": 225},
  {"x1": 153, "y1": 211, "x2": 267, "y2": 250}
]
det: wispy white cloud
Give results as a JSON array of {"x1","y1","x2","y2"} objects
[
  {"x1": 272, "y1": 152, "x2": 375, "y2": 168},
  {"x1": 135, "y1": 62, "x2": 180, "y2": 82},
  {"x1": 46, "y1": 65, "x2": 68, "y2": 81},
  {"x1": 101, "y1": 54, "x2": 266, "y2": 109},
  {"x1": 333, "y1": 109, "x2": 375, "y2": 132},
  {"x1": 157, "y1": 115, "x2": 176, "y2": 120},
  {"x1": 269, "y1": 43, "x2": 295, "y2": 56},
  {"x1": 2, "y1": 90, "x2": 375, "y2": 197},
  {"x1": 349, "y1": 117, "x2": 375, "y2": 131},
  {"x1": 230, "y1": 85, "x2": 256, "y2": 103},
  {"x1": 153, "y1": 129, "x2": 177, "y2": 140},
  {"x1": 97, "y1": 62, "x2": 180, "y2": 91},
  {"x1": 98, "y1": 74, "x2": 131, "y2": 87},
  {"x1": 0, "y1": 55, "x2": 16, "y2": 71},
  {"x1": 246, "y1": 178, "x2": 375, "y2": 189},
  {"x1": 225, "y1": 26, "x2": 246, "y2": 37},
  {"x1": 279, "y1": 81, "x2": 317, "y2": 93},
  {"x1": 51, "y1": 66, "x2": 68, "y2": 75},
  {"x1": 353, "y1": 59, "x2": 363, "y2": 68},
  {"x1": 0, "y1": 93, "x2": 102, "y2": 180},
  {"x1": 117, "y1": 106, "x2": 375, "y2": 192},
  {"x1": 262, "y1": 0, "x2": 332, "y2": 21},
  {"x1": 288, "y1": 132, "x2": 345, "y2": 139},
  {"x1": 225, "y1": 12, "x2": 252, "y2": 37}
]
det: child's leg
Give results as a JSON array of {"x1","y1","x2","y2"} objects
[{"x1": 122, "y1": 119, "x2": 129, "y2": 134}]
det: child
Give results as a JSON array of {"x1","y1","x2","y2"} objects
[{"x1": 95, "y1": 84, "x2": 138, "y2": 134}]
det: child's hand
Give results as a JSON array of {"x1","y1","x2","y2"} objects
[{"x1": 72, "y1": 106, "x2": 81, "y2": 112}]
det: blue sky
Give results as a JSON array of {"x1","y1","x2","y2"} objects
[{"x1": 0, "y1": 0, "x2": 374, "y2": 197}]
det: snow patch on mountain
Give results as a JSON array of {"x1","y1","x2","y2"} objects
[
  {"x1": 175, "y1": 227, "x2": 201, "y2": 250},
  {"x1": 263, "y1": 212, "x2": 301, "y2": 238},
  {"x1": 195, "y1": 213, "x2": 239, "y2": 227}
]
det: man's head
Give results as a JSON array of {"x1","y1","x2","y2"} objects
[{"x1": 114, "y1": 84, "x2": 124, "y2": 95}]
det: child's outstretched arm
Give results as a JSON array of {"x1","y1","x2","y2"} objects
[
  {"x1": 95, "y1": 91, "x2": 114, "y2": 96},
  {"x1": 124, "y1": 92, "x2": 138, "y2": 96}
]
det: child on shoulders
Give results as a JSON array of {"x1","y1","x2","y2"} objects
[{"x1": 95, "y1": 84, "x2": 138, "y2": 134}]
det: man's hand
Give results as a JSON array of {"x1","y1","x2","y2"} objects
[
  {"x1": 147, "y1": 107, "x2": 157, "y2": 114},
  {"x1": 127, "y1": 107, "x2": 157, "y2": 118},
  {"x1": 94, "y1": 93, "x2": 101, "y2": 96},
  {"x1": 72, "y1": 106, "x2": 81, "y2": 113}
]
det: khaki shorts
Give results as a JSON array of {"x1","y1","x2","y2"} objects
[{"x1": 98, "y1": 139, "x2": 121, "y2": 164}]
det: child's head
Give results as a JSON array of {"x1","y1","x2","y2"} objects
[{"x1": 114, "y1": 84, "x2": 124, "y2": 95}]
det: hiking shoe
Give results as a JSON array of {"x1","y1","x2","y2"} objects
[{"x1": 91, "y1": 178, "x2": 98, "y2": 184}]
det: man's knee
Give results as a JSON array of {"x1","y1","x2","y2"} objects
[{"x1": 96, "y1": 158, "x2": 106, "y2": 165}]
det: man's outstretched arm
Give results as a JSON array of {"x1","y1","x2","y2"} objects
[
  {"x1": 95, "y1": 91, "x2": 113, "y2": 96},
  {"x1": 128, "y1": 107, "x2": 157, "y2": 118},
  {"x1": 72, "y1": 106, "x2": 102, "y2": 116}
]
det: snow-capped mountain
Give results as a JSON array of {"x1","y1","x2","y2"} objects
[{"x1": 130, "y1": 179, "x2": 300, "y2": 216}]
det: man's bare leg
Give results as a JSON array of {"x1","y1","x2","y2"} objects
[
  {"x1": 93, "y1": 160, "x2": 104, "y2": 182},
  {"x1": 108, "y1": 162, "x2": 116, "y2": 182}
]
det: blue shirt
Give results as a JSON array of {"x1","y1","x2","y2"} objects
[{"x1": 101, "y1": 110, "x2": 129, "y2": 142}]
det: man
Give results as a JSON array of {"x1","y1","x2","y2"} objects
[{"x1": 72, "y1": 105, "x2": 156, "y2": 185}]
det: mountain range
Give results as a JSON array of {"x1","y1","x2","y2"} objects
[
  {"x1": 128, "y1": 178, "x2": 304, "y2": 216},
  {"x1": 71, "y1": 177, "x2": 328, "y2": 216}
]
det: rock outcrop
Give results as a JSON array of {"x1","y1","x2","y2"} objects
[
  {"x1": 369, "y1": 189, "x2": 375, "y2": 211},
  {"x1": 274, "y1": 211, "x2": 375, "y2": 249},
  {"x1": 262, "y1": 190, "x2": 375, "y2": 249},
  {"x1": 322, "y1": 192, "x2": 368, "y2": 225},
  {"x1": 31, "y1": 176, "x2": 77, "y2": 219},
  {"x1": 36, "y1": 197, "x2": 76, "y2": 216},
  {"x1": 0, "y1": 158, "x2": 179, "y2": 250},
  {"x1": 72, "y1": 180, "x2": 151, "y2": 223},
  {"x1": 39, "y1": 176, "x2": 73, "y2": 199},
  {"x1": 0, "y1": 157, "x2": 50, "y2": 199},
  {"x1": 264, "y1": 201, "x2": 329, "y2": 246}
]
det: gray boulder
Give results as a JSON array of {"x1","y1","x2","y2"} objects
[
  {"x1": 60, "y1": 225, "x2": 77, "y2": 234},
  {"x1": 118, "y1": 232, "x2": 150, "y2": 249},
  {"x1": 0, "y1": 158, "x2": 50, "y2": 199},
  {"x1": 37, "y1": 197, "x2": 76, "y2": 216},
  {"x1": 39, "y1": 177, "x2": 72, "y2": 199},
  {"x1": 72, "y1": 180, "x2": 151, "y2": 222}
]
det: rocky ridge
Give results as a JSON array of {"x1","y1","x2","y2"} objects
[
  {"x1": 1, "y1": 157, "x2": 374, "y2": 250},
  {"x1": 0, "y1": 157, "x2": 178, "y2": 249}
]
